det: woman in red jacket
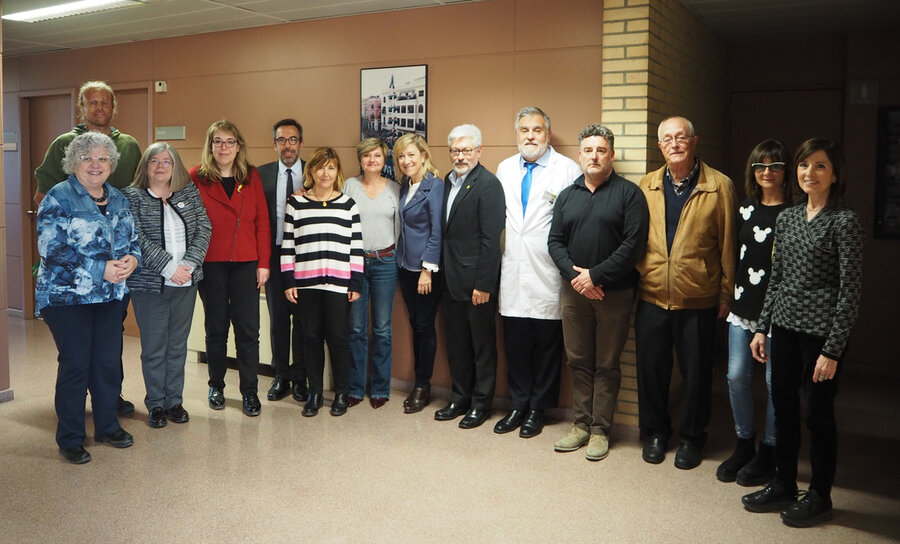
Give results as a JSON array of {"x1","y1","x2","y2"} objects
[{"x1": 190, "y1": 120, "x2": 270, "y2": 417}]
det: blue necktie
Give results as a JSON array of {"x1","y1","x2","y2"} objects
[{"x1": 522, "y1": 162, "x2": 537, "y2": 216}]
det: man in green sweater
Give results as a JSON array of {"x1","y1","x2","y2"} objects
[
  {"x1": 34, "y1": 80, "x2": 142, "y2": 416},
  {"x1": 33, "y1": 80, "x2": 141, "y2": 205}
]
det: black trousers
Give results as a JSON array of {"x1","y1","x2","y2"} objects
[
  {"x1": 635, "y1": 300, "x2": 716, "y2": 444},
  {"x1": 771, "y1": 325, "x2": 841, "y2": 498},
  {"x1": 502, "y1": 316, "x2": 563, "y2": 411},
  {"x1": 198, "y1": 261, "x2": 260, "y2": 395},
  {"x1": 398, "y1": 268, "x2": 442, "y2": 387},
  {"x1": 443, "y1": 296, "x2": 498, "y2": 410},
  {"x1": 297, "y1": 289, "x2": 351, "y2": 396},
  {"x1": 265, "y1": 252, "x2": 306, "y2": 384}
]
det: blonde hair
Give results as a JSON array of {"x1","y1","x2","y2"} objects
[
  {"x1": 357, "y1": 137, "x2": 389, "y2": 163},
  {"x1": 392, "y1": 133, "x2": 439, "y2": 183},
  {"x1": 303, "y1": 147, "x2": 345, "y2": 191},
  {"x1": 197, "y1": 120, "x2": 252, "y2": 184},
  {"x1": 131, "y1": 142, "x2": 191, "y2": 193}
]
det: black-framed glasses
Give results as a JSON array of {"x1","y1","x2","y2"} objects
[
  {"x1": 275, "y1": 136, "x2": 300, "y2": 146},
  {"x1": 449, "y1": 147, "x2": 476, "y2": 157},
  {"x1": 212, "y1": 139, "x2": 238, "y2": 148},
  {"x1": 751, "y1": 162, "x2": 786, "y2": 173}
]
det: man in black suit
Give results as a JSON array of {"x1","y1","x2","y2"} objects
[
  {"x1": 259, "y1": 119, "x2": 307, "y2": 402},
  {"x1": 435, "y1": 124, "x2": 505, "y2": 429}
]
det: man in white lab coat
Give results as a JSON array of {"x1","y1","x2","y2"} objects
[{"x1": 495, "y1": 107, "x2": 581, "y2": 438}]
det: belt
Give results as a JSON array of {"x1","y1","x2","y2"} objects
[{"x1": 364, "y1": 244, "x2": 395, "y2": 259}]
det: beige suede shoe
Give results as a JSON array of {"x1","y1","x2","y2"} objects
[
  {"x1": 585, "y1": 433, "x2": 609, "y2": 461},
  {"x1": 554, "y1": 426, "x2": 589, "y2": 452}
]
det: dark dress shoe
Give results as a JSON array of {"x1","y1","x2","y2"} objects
[
  {"x1": 742, "y1": 480, "x2": 798, "y2": 513},
  {"x1": 493, "y1": 409, "x2": 526, "y2": 434},
  {"x1": 780, "y1": 489, "x2": 832, "y2": 527},
  {"x1": 674, "y1": 439, "x2": 702, "y2": 470},
  {"x1": 519, "y1": 409, "x2": 545, "y2": 438},
  {"x1": 208, "y1": 387, "x2": 225, "y2": 410},
  {"x1": 459, "y1": 407, "x2": 490, "y2": 429},
  {"x1": 267, "y1": 377, "x2": 290, "y2": 401},
  {"x1": 403, "y1": 386, "x2": 430, "y2": 414},
  {"x1": 331, "y1": 393, "x2": 349, "y2": 416},
  {"x1": 165, "y1": 404, "x2": 190, "y2": 423},
  {"x1": 347, "y1": 396, "x2": 364, "y2": 408},
  {"x1": 370, "y1": 397, "x2": 388, "y2": 409},
  {"x1": 303, "y1": 393, "x2": 324, "y2": 417},
  {"x1": 117, "y1": 396, "x2": 135, "y2": 415},
  {"x1": 642, "y1": 434, "x2": 666, "y2": 464},
  {"x1": 59, "y1": 445, "x2": 91, "y2": 464},
  {"x1": 291, "y1": 381, "x2": 308, "y2": 403},
  {"x1": 243, "y1": 392, "x2": 262, "y2": 417},
  {"x1": 148, "y1": 406, "x2": 167, "y2": 428},
  {"x1": 434, "y1": 402, "x2": 470, "y2": 421},
  {"x1": 95, "y1": 428, "x2": 134, "y2": 448}
]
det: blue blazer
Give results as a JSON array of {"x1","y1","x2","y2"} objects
[{"x1": 397, "y1": 171, "x2": 444, "y2": 271}]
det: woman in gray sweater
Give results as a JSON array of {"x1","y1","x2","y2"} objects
[{"x1": 123, "y1": 142, "x2": 211, "y2": 429}]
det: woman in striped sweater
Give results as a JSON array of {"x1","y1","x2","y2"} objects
[{"x1": 281, "y1": 147, "x2": 364, "y2": 417}]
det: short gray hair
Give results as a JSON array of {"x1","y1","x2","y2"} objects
[
  {"x1": 515, "y1": 107, "x2": 551, "y2": 131},
  {"x1": 577, "y1": 124, "x2": 615, "y2": 149},
  {"x1": 447, "y1": 124, "x2": 482, "y2": 147},
  {"x1": 657, "y1": 116, "x2": 695, "y2": 141},
  {"x1": 62, "y1": 132, "x2": 120, "y2": 174}
]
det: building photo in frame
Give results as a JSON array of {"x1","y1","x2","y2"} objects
[{"x1": 360, "y1": 64, "x2": 427, "y2": 180}]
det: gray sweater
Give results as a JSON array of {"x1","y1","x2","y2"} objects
[{"x1": 123, "y1": 183, "x2": 211, "y2": 293}]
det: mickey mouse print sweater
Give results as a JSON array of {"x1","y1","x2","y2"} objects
[{"x1": 729, "y1": 198, "x2": 790, "y2": 327}]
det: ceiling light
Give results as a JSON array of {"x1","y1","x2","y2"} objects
[{"x1": 2, "y1": 0, "x2": 146, "y2": 23}]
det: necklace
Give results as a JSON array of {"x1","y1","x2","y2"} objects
[
  {"x1": 310, "y1": 188, "x2": 335, "y2": 207},
  {"x1": 90, "y1": 185, "x2": 109, "y2": 203}
]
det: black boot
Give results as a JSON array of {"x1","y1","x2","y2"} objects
[
  {"x1": 737, "y1": 443, "x2": 775, "y2": 487},
  {"x1": 716, "y1": 436, "x2": 755, "y2": 482}
]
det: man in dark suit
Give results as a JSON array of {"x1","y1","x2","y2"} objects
[
  {"x1": 435, "y1": 124, "x2": 505, "y2": 429},
  {"x1": 259, "y1": 119, "x2": 307, "y2": 402}
]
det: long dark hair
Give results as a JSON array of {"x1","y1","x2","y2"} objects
[{"x1": 744, "y1": 139, "x2": 795, "y2": 203}]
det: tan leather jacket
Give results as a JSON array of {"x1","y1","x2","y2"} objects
[{"x1": 636, "y1": 161, "x2": 737, "y2": 310}]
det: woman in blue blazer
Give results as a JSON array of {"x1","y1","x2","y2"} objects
[{"x1": 394, "y1": 133, "x2": 444, "y2": 414}]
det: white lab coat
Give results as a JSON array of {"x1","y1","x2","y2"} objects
[{"x1": 497, "y1": 147, "x2": 582, "y2": 319}]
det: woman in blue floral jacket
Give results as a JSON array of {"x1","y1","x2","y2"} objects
[{"x1": 36, "y1": 132, "x2": 141, "y2": 465}]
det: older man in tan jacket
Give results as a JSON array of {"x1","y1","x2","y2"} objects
[{"x1": 636, "y1": 116, "x2": 736, "y2": 470}]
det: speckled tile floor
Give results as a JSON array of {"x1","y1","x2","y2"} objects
[{"x1": 1, "y1": 317, "x2": 898, "y2": 543}]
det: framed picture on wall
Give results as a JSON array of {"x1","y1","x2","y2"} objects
[
  {"x1": 360, "y1": 64, "x2": 427, "y2": 180},
  {"x1": 875, "y1": 107, "x2": 900, "y2": 239}
]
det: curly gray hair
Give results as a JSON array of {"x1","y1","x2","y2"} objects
[{"x1": 62, "y1": 132, "x2": 120, "y2": 175}]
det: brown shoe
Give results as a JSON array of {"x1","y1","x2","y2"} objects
[
  {"x1": 347, "y1": 396, "x2": 364, "y2": 408},
  {"x1": 370, "y1": 397, "x2": 389, "y2": 409},
  {"x1": 403, "y1": 386, "x2": 430, "y2": 414}
]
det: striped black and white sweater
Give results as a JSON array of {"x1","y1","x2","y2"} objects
[
  {"x1": 280, "y1": 193, "x2": 364, "y2": 294},
  {"x1": 756, "y1": 204, "x2": 863, "y2": 359}
]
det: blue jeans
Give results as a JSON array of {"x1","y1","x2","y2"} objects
[
  {"x1": 727, "y1": 323, "x2": 776, "y2": 445},
  {"x1": 349, "y1": 255, "x2": 398, "y2": 399}
]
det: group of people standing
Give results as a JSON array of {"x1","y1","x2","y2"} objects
[{"x1": 34, "y1": 82, "x2": 861, "y2": 530}]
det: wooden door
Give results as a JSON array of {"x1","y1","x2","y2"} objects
[
  {"x1": 24, "y1": 94, "x2": 75, "y2": 318},
  {"x1": 729, "y1": 89, "x2": 843, "y2": 199}
]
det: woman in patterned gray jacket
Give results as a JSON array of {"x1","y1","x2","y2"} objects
[
  {"x1": 741, "y1": 138, "x2": 863, "y2": 528},
  {"x1": 123, "y1": 142, "x2": 211, "y2": 429}
]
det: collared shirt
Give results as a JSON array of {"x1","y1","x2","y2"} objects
[
  {"x1": 665, "y1": 158, "x2": 700, "y2": 196},
  {"x1": 275, "y1": 162, "x2": 302, "y2": 245},
  {"x1": 445, "y1": 169, "x2": 471, "y2": 222},
  {"x1": 519, "y1": 148, "x2": 551, "y2": 176}
]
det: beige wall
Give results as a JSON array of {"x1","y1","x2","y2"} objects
[{"x1": 2, "y1": 0, "x2": 604, "y2": 409}]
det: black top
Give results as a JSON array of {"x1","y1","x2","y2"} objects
[
  {"x1": 548, "y1": 172, "x2": 649, "y2": 291},
  {"x1": 730, "y1": 198, "x2": 790, "y2": 322}
]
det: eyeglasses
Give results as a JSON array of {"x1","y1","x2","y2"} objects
[
  {"x1": 751, "y1": 162, "x2": 786, "y2": 173},
  {"x1": 212, "y1": 139, "x2": 238, "y2": 148},
  {"x1": 149, "y1": 158, "x2": 173, "y2": 167},
  {"x1": 79, "y1": 155, "x2": 110, "y2": 164},
  {"x1": 275, "y1": 136, "x2": 300, "y2": 146},
  {"x1": 449, "y1": 147, "x2": 476, "y2": 157},
  {"x1": 660, "y1": 135, "x2": 693, "y2": 148}
]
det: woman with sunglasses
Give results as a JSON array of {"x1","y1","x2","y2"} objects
[
  {"x1": 190, "y1": 120, "x2": 271, "y2": 417},
  {"x1": 717, "y1": 139, "x2": 794, "y2": 486}
]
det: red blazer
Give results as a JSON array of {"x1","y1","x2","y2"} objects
[{"x1": 190, "y1": 165, "x2": 271, "y2": 267}]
